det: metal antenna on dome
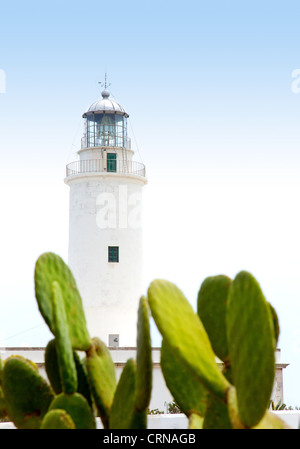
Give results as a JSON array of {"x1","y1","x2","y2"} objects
[{"x1": 98, "y1": 71, "x2": 111, "y2": 90}]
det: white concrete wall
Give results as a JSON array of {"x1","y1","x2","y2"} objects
[
  {"x1": 1, "y1": 413, "x2": 299, "y2": 429},
  {"x1": 78, "y1": 147, "x2": 134, "y2": 163}
]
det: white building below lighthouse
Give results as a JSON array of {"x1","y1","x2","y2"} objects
[{"x1": 64, "y1": 86, "x2": 147, "y2": 347}]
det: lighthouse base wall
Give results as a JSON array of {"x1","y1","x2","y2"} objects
[{"x1": 85, "y1": 305, "x2": 141, "y2": 347}]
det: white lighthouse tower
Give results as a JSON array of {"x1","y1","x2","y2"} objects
[{"x1": 64, "y1": 84, "x2": 147, "y2": 347}]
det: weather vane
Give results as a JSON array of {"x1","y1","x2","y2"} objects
[{"x1": 98, "y1": 72, "x2": 111, "y2": 90}]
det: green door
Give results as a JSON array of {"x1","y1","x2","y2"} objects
[{"x1": 107, "y1": 153, "x2": 117, "y2": 172}]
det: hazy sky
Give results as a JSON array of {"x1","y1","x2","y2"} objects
[{"x1": 1, "y1": 0, "x2": 300, "y2": 407}]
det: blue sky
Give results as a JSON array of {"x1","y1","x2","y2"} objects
[{"x1": 1, "y1": 0, "x2": 300, "y2": 406}]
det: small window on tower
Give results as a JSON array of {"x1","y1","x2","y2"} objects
[{"x1": 108, "y1": 246, "x2": 119, "y2": 263}]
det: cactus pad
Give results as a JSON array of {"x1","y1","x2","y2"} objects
[
  {"x1": 34, "y1": 252, "x2": 91, "y2": 351},
  {"x1": 0, "y1": 386, "x2": 7, "y2": 420},
  {"x1": 135, "y1": 296, "x2": 152, "y2": 413},
  {"x1": 268, "y1": 302, "x2": 280, "y2": 347},
  {"x1": 197, "y1": 275, "x2": 232, "y2": 362},
  {"x1": 109, "y1": 358, "x2": 137, "y2": 429},
  {"x1": 148, "y1": 279, "x2": 230, "y2": 400},
  {"x1": 45, "y1": 339, "x2": 93, "y2": 407},
  {"x1": 2, "y1": 356, "x2": 54, "y2": 429},
  {"x1": 226, "y1": 271, "x2": 275, "y2": 427},
  {"x1": 45, "y1": 339, "x2": 62, "y2": 394},
  {"x1": 161, "y1": 338, "x2": 207, "y2": 417},
  {"x1": 86, "y1": 337, "x2": 116, "y2": 429},
  {"x1": 189, "y1": 413, "x2": 204, "y2": 429},
  {"x1": 41, "y1": 409, "x2": 76, "y2": 429},
  {"x1": 49, "y1": 392, "x2": 96, "y2": 429},
  {"x1": 52, "y1": 281, "x2": 78, "y2": 394},
  {"x1": 73, "y1": 352, "x2": 93, "y2": 409}
]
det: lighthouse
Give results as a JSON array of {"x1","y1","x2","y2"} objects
[{"x1": 64, "y1": 84, "x2": 147, "y2": 347}]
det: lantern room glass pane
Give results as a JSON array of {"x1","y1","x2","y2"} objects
[
  {"x1": 85, "y1": 113, "x2": 127, "y2": 148},
  {"x1": 87, "y1": 115, "x2": 95, "y2": 147}
]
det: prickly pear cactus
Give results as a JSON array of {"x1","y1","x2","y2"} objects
[
  {"x1": 45, "y1": 338, "x2": 93, "y2": 408},
  {"x1": 48, "y1": 392, "x2": 96, "y2": 429},
  {"x1": 268, "y1": 302, "x2": 280, "y2": 346},
  {"x1": 197, "y1": 274, "x2": 232, "y2": 363},
  {"x1": 34, "y1": 252, "x2": 91, "y2": 351},
  {"x1": 0, "y1": 251, "x2": 290, "y2": 429},
  {"x1": 85, "y1": 337, "x2": 117, "y2": 429},
  {"x1": 0, "y1": 389, "x2": 6, "y2": 420},
  {"x1": 0, "y1": 355, "x2": 6, "y2": 420},
  {"x1": 1, "y1": 356, "x2": 54, "y2": 429},
  {"x1": 202, "y1": 365, "x2": 233, "y2": 429},
  {"x1": 160, "y1": 338, "x2": 207, "y2": 420},
  {"x1": 72, "y1": 351, "x2": 94, "y2": 409},
  {"x1": 147, "y1": 279, "x2": 231, "y2": 401},
  {"x1": 108, "y1": 296, "x2": 152, "y2": 429},
  {"x1": 51, "y1": 280, "x2": 78, "y2": 395},
  {"x1": 147, "y1": 273, "x2": 290, "y2": 430},
  {"x1": 45, "y1": 339, "x2": 62, "y2": 394},
  {"x1": 109, "y1": 358, "x2": 137, "y2": 429},
  {"x1": 41, "y1": 409, "x2": 76, "y2": 429},
  {"x1": 134, "y1": 296, "x2": 152, "y2": 427},
  {"x1": 197, "y1": 276, "x2": 234, "y2": 428},
  {"x1": 226, "y1": 271, "x2": 276, "y2": 427}
]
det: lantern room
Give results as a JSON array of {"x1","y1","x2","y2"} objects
[{"x1": 82, "y1": 89, "x2": 129, "y2": 149}]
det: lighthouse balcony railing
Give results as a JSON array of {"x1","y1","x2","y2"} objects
[{"x1": 66, "y1": 159, "x2": 146, "y2": 178}]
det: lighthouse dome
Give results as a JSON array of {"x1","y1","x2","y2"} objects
[{"x1": 83, "y1": 90, "x2": 128, "y2": 117}]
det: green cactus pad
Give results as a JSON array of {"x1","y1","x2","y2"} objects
[
  {"x1": 130, "y1": 409, "x2": 147, "y2": 429},
  {"x1": 268, "y1": 302, "x2": 280, "y2": 346},
  {"x1": 52, "y1": 281, "x2": 78, "y2": 394},
  {"x1": 161, "y1": 339, "x2": 207, "y2": 417},
  {"x1": 45, "y1": 339, "x2": 93, "y2": 408},
  {"x1": 86, "y1": 337, "x2": 117, "y2": 429},
  {"x1": 0, "y1": 354, "x2": 2, "y2": 381},
  {"x1": 109, "y1": 358, "x2": 137, "y2": 429},
  {"x1": 203, "y1": 393, "x2": 232, "y2": 429},
  {"x1": 148, "y1": 279, "x2": 230, "y2": 400},
  {"x1": 226, "y1": 386, "x2": 246, "y2": 429},
  {"x1": 135, "y1": 296, "x2": 152, "y2": 413},
  {"x1": 0, "y1": 386, "x2": 7, "y2": 420},
  {"x1": 45, "y1": 339, "x2": 62, "y2": 394},
  {"x1": 197, "y1": 275, "x2": 232, "y2": 363},
  {"x1": 34, "y1": 252, "x2": 91, "y2": 351},
  {"x1": 203, "y1": 364, "x2": 233, "y2": 429},
  {"x1": 226, "y1": 271, "x2": 275, "y2": 428},
  {"x1": 49, "y1": 392, "x2": 96, "y2": 429},
  {"x1": 41, "y1": 409, "x2": 76, "y2": 429},
  {"x1": 0, "y1": 356, "x2": 5, "y2": 418},
  {"x1": 189, "y1": 413, "x2": 204, "y2": 429},
  {"x1": 2, "y1": 356, "x2": 54, "y2": 429},
  {"x1": 73, "y1": 352, "x2": 93, "y2": 409}
]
